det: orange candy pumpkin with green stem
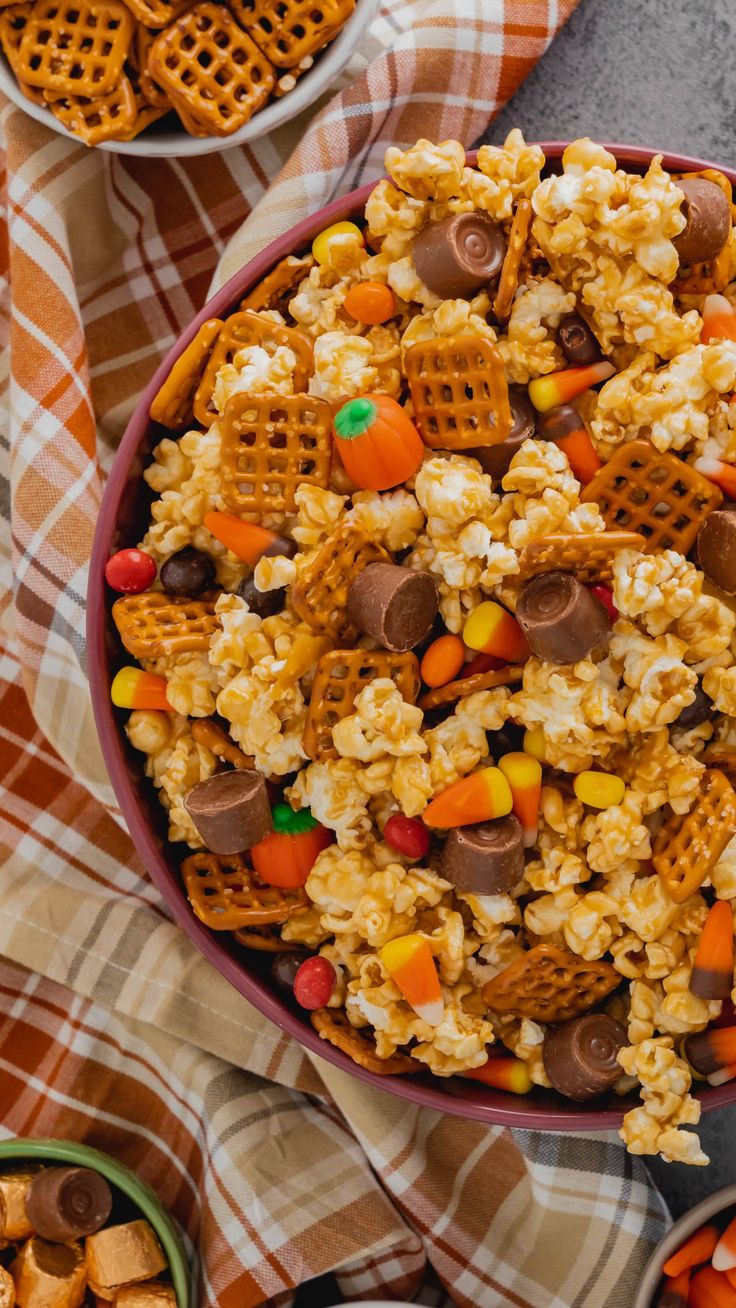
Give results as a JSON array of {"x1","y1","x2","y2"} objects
[
  {"x1": 333, "y1": 395, "x2": 425, "y2": 490},
  {"x1": 251, "y1": 804, "x2": 333, "y2": 888}
]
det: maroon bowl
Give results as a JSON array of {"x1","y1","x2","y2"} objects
[{"x1": 88, "y1": 143, "x2": 736, "y2": 1129}]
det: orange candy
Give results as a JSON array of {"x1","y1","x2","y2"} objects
[
  {"x1": 343, "y1": 281, "x2": 396, "y2": 325},
  {"x1": 333, "y1": 395, "x2": 425, "y2": 491},
  {"x1": 663, "y1": 1224, "x2": 719, "y2": 1278},
  {"x1": 421, "y1": 635, "x2": 465, "y2": 688},
  {"x1": 204, "y1": 512, "x2": 283, "y2": 564},
  {"x1": 422, "y1": 766, "x2": 512, "y2": 829},
  {"x1": 689, "y1": 1266, "x2": 736, "y2": 1308},
  {"x1": 380, "y1": 933, "x2": 444, "y2": 1025},
  {"x1": 551, "y1": 423, "x2": 602, "y2": 484},
  {"x1": 694, "y1": 457, "x2": 736, "y2": 500},
  {"x1": 462, "y1": 1056, "x2": 533, "y2": 1094},
  {"x1": 690, "y1": 899, "x2": 734, "y2": 1000},
  {"x1": 110, "y1": 667, "x2": 172, "y2": 711},
  {"x1": 463, "y1": 601, "x2": 529, "y2": 663},
  {"x1": 498, "y1": 751, "x2": 542, "y2": 848},
  {"x1": 714, "y1": 1215, "x2": 736, "y2": 1273},
  {"x1": 701, "y1": 294, "x2": 736, "y2": 344}
]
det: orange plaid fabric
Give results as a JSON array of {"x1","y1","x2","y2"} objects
[{"x1": 0, "y1": 1, "x2": 672, "y2": 1304}]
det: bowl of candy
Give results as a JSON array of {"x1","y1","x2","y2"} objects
[
  {"x1": 634, "y1": 1184, "x2": 736, "y2": 1308},
  {"x1": 0, "y1": 0, "x2": 378, "y2": 155},
  {"x1": 0, "y1": 1138, "x2": 192, "y2": 1308},
  {"x1": 89, "y1": 133, "x2": 736, "y2": 1162}
]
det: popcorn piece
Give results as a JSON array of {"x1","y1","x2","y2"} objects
[
  {"x1": 616, "y1": 727, "x2": 704, "y2": 815},
  {"x1": 618, "y1": 1037, "x2": 708, "y2": 1165},
  {"x1": 582, "y1": 791, "x2": 651, "y2": 874},
  {"x1": 347, "y1": 488, "x2": 425, "y2": 552},
  {"x1": 608, "y1": 621, "x2": 697, "y2": 732},
  {"x1": 612, "y1": 548, "x2": 701, "y2": 636},
  {"x1": 126, "y1": 712, "x2": 217, "y2": 847},
  {"x1": 332, "y1": 680, "x2": 427, "y2": 763},
  {"x1": 703, "y1": 664, "x2": 736, "y2": 715},
  {"x1": 292, "y1": 484, "x2": 348, "y2": 549},
  {"x1": 385, "y1": 138, "x2": 466, "y2": 202},
  {"x1": 496, "y1": 277, "x2": 576, "y2": 384},
  {"x1": 424, "y1": 688, "x2": 511, "y2": 792},
  {"x1": 306, "y1": 844, "x2": 450, "y2": 946},
  {"x1": 510, "y1": 655, "x2": 627, "y2": 772},
  {"x1": 401, "y1": 298, "x2": 496, "y2": 356},
  {"x1": 144, "y1": 651, "x2": 220, "y2": 717},
  {"x1": 501, "y1": 439, "x2": 605, "y2": 550},
  {"x1": 470, "y1": 129, "x2": 546, "y2": 219},
  {"x1": 365, "y1": 178, "x2": 429, "y2": 260},
  {"x1": 500, "y1": 1016, "x2": 551, "y2": 1087},
  {"x1": 217, "y1": 646, "x2": 308, "y2": 776},
  {"x1": 212, "y1": 342, "x2": 296, "y2": 416},
  {"x1": 309, "y1": 331, "x2": 376, "y2": 403}
]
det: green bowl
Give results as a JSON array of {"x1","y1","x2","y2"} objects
[{"x1": 0, "y1": 1139, "x2": 193, "y2": 1308}]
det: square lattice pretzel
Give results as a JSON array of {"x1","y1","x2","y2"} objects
[
  {"x1": 239, "y1": 253, "x2": 314, "y2": 315},
  {"x1": 148, "y1": 4, "x2": 274, "y2": 140},
  {"x1": 652, "y1": 768, "x2": 736, "y2": 904},
  {"x1": 112, "y1": 591, "x2": 220, "y2": 659},
  {"x1": 405, "y1": 334, "x2": 512, "y2": 451},
  {"x1": 193, "y1": 310, "x2": 314, "y2": 427},
  {"x1": 230, "y1": 0, "x2": 355, "y2": 67},
  {"x1": 304, "y1": 648, "x2": 421, "y2": 761},
  {"x1": 18, "y1": 0, "x2": 134, "y2": 95},
  {"x1": 182, "y1": 851, "x2": 307, "y2": 929},
  {"x1": 150, "y1": 318, "x2": 223, "y2": 429},
  {"x1": 311, "y1": 1008, "x2": 418, "y2": 1075},
  {"x1": 482, "y1": 944, "x2": 620, "y2": 1023},
  {"x1": 580, "y1": 439, "x2": 723, "y2": 555},
  {"x1": 45, "y1": 74, "x2": 137, "y2": 145},
  {"x1": 516, "y1": 530, "x2": 646, "y2": 585},
  {"x1": 221, "y1": 392, "x2": 332, "y2": 515},
  {"x1": 292, "y1": 522, "x2": 389, "y2": 640},
  {"x1": 672, "y1": 170, "x2": 735, "y2": 294}
]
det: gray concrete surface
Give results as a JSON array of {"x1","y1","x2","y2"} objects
[{"x1": 481, "y1": 0, "x2": 736, "y2": 1219}]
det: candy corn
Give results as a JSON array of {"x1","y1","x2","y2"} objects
[
  {"x1": 203, "y1": 512, "x2": 283, "y2": 564},
  {"x1": 380, "y1": 933, "x2": 444, "y2": 1026},
  {"x1": 498, "y1": 751, "x2": 542, "y2": 847},
  {"x1": 312, "y1": 220, "x2": 364, "y2": 267},
  {"x1": 728, "y1": 1270, "x2": 736, "y2": 1293},
  {"x1": 462, "y1": 1055, "x2": 533, "y2": 1094},
  {"x1": 684, "y1": 1026, "x2": 736, "y2": 1077},
  {"x1": 694, "y1": 457, "x2": 736, "y2": 500},
  {"x1": 421, "y1": 634, "x2": 465, "y2": 688},
  {"x1": 422, "y1": 766, "x2": 513, "y2": 829},
  {"x1": 689, "y1": 1265, "x2": 736, "y2": 1308},
  {"x1": 707, "y1": 1062, "x2": 736, "y2": 1087},
  {"x1": 573, "y1": 770, "x2": 626, "y2": 810},
  {"x1": 691, "y1": 900, "x2": 734, "y2": 1000},
  {"x1": 701, "y1": 294, "x2": 736, "y2": 344},
  {"x1": 463, "y1": 601, "x2": 529, "y2": 663},
  {"x1": 522, "y1": 726, "x2": 546, "y2": 762},
  {"x1": 663, "y1": 1225, "x2": 719, "y2": 1278},
  {"x1": 537, "y1": 407, "x2": 603, "y2": 484},
  {"x1": 528, "y1": 361, "x2": 615, "y2": 412},
  {"x1": 657, "y1": 1268, "x2": 690, "y2": 1308},
  {"x1": 110, "y1": 667, "x2": 172, "y2": 711},
  {"x1": 714, "y1": 1216, "x2": 736, "y2": 1272}
]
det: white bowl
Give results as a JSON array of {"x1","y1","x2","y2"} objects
[{"x1": 0, "y1": 0, "x2": 379, "y2": 157}]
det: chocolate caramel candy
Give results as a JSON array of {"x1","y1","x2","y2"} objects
[
  {"x1": 542, "y1": 1014, "x2": 627, "y2": 1101},
  {"x1": 673, "y1": 177, "x2": 731, "y2": 266},
  {"x1": 85, "y1": 1221, "x2": 167, "y2": 1299},
  {"x1": 672, "y1": 679, "x2": 714, "y2": 731},
  {"x1": 160, "y1": 548, "x2": 215, "y2": 598},
  {"x1": 184, "y1": 770, "x2": 272, "y2": 855},
  {"x1": 467, "y1": 387, "x2": 536, "y2": 479},
  {"x1": 556, "y1": 314, "x2": 600, "y2": 366},
  {"x1": 516, "y1": 571, "x2": 611, "y2": 664},
  {"x1": 11, "y1": 1238, "x2": 87, "y2": 1308},
  {"x1": 413, "y1": 213, "x2": 507, "y2": 299},
  {"x1": 441, "y1": 814, "x2": 524, "y2": 894},
  {"x1": 346, "y1": 563, "x2": 438, "y2": 652},
  {"x1": 26, "y1": 1168, "x2": 112, "y2": 1243},
  {"x1": 696, "y1": 508, "x2": 736, "y2": 594}
]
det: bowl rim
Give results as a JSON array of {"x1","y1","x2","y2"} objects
[
  {"x1": 0, "y1": 0, "x2": 379, "y2": 158},
  {"x1": 632, "y1": 1182, "x2": 736, "y2": 1308},
  {"x1": 0, "y1": 1137, "x2": 193, "y2": 1308},
  {"x1": 87, "y1": 141, "x2": 736, "y2": 1130}
]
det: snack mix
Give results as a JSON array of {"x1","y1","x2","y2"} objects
[
  {"x1": 0, "y1": 1165, "x2": 173, "y2": 1306},
  {"x1": 0, "y1": 0, "x2": 357, "y2": 145},
  {"x1": 108, "y1": 134, "x2": 736, "y2": 1167}
]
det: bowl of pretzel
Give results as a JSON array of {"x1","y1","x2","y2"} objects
[
  {"x1": 0, "y1": 0, "x2": 378, "y2": 154},
  {"x1": 89, "y1": 135, "x2": 736, "y2": 1160}
]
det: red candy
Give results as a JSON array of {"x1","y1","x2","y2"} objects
[
  {"x1": 384, "y1": 814, "x2": 431, "y2": 861},
  {"x1": 105, "y1": 548, "x2": 157, "y2": 594},
  {"x1": 589, "y1": 584, "x2": 618, "y2": 622},
  {"x1": 462, "y1": 651, "x2": 506, "y2": 678},
  {"x1": 293, "y1": 956, "x2": 336, "y2": 1010}
]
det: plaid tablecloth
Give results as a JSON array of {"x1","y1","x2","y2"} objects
[{"x1": 0, "y1": 1, "x2": 672, "y2": 1303}]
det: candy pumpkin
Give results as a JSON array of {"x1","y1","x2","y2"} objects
[
  {"x1": 333, "y1": 394, "x2": 425, "y2": 490},
  {"x1": 251, "y1": 804, "x2": 332, "y2": 888}
]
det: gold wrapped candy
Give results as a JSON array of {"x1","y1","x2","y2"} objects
[
  {"x1": 0, "y1": 1171, "x2": 39, "y2": 1243},
  {"x1": 114, "y1": 1286, "x2": 176, "y2": 1308},
  {"x1": 85, "y1": 1222, "x2": 166, "y2": 1300},
  {"x1": 11, "y1": 1238, "x2": 86, "y2": 1308}
]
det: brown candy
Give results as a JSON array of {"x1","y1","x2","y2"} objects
[
  {"x1": 160, "y1": 548, "x2": 215, "y2": 597},
  {"x1": 26, "y1": 1168, "x2": 112, "y2": 1243},
  {"x1": 236, "y1": 574, "x2": 285, "y2": 618},
  {"x1": 467, "y1": 387, "x2": 536, "y2": 479},
  {"x1": 516, "y1": 571, "x2": 610, "y2": 664},
  {"x1": 413, "y1": 213, "x2": 507, "y2": 299},
  {"x1": 542, "y1": 1014, "x2": 627, "y2": 1102},
  {"x1": 346, "y1": 564, "x2": 438, "y2": 653},
  {"x1": 673, "y1": 177, "x2": 731, "y2": 266},
  {"x1": 556, "y1": 314, "x2": 600, "y2": 365},
  {"x1": 11, "y1": 1239, "x2": 86, "y2": 1308},
  {"x1": 184, "y1": 770, "x2": 272, "y2": 855},
  {"x1": 672, "y1": 679, "x2": 714, "y2": 731},
  {"x1": 441, "y1": 815, "x2": 524, "y2": 894},
  {"x1": 696, "y1": 508, "x2": 736, "y2": 594},
  {"x1": 683, "y1": 1029, "x2": 720, "y2": 1076},
  {"x1": 535, "y1": 403, "x2": 585, "y2": 443},
  {"x1": 85, "y1": 1221, "x2": 167, "y2": 1300}
]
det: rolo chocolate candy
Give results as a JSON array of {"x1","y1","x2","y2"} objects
[
  {"x1": 26, "y1": 1167, "x2": 113, "y2": 1243},
  {"x1": 543, "y1": 1013, "x2": 627, "y2": 1101},
  {"x1": 673, "y1": 177, "x2": 731, "y2": 266},
  {"x1": 556, "y1": 313, "x2": 601, "y2": 365},
  {"x1": 516, "y1": 571, "x2": 611, "y2": 664},
  {"x1": 696, "y1": 508, "x2": 736, "y2": 594},
  {"x1": 160, "y1": 547, "x2": 215, "y2": 597},
  {"x1": 184, "y1": 770, "x2": 272, "y2": 855},
  {"x1": 468, "y1": 387, "x2": 536, "y2": 479},
  {"x1": 346, "y1": 563, "x2": 438, "y2": 652},
  {"x1": 440, "y1": 814, "x2": 524, "y2": 893},
  {"x1": 413, "y1": 212, "x2": 507, "y2": 299}
]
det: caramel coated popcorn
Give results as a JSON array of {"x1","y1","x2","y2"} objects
[{"x1": 119, "y1": 134, "x2": 736, "y2": 1162}]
